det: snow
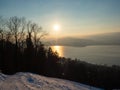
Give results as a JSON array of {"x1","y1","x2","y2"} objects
[{"x1": 0, "y1": 72, "x2": 103, "y2": 90}]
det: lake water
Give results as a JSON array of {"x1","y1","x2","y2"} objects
[{"x1": 51, "y1": 45, "x2": 120, "y2": 66}]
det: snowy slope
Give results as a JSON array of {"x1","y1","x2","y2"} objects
[{"x1": 0, "y1": 72, "x2": 103, "y2": 90}]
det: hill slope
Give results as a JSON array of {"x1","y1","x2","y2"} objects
[{"x1": 0, "y1": 72, "x2": 103, "y2": 90}]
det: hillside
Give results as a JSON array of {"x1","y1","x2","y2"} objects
[{"x1": 0, "y1": 72, "x2": 103, "y2": 90}]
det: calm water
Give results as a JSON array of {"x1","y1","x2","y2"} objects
[{"x1": 51, "y1": 45, "x2": 120, "y2": 66}]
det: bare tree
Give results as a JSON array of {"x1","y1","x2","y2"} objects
[
  {"x1": 0, "y1": 16, "x2": 14, "y2": 42},
  {"x1": 32, "y1": 23, "x2": 42, "y2": 48},
  {"x1": 6, "y1": 16, "x2": 26, "y2": 71},
  {"x1": 0, "y1": 16, "x2": 5, "y2": 40},
  {"x1": 27, "y1": 21, "x2": 33, "y2": 39},
  {"x1": 26, "y1": 21, "x2": 48, "y2": 57},
  {"x1": 6, "y1": 16, "x2": 26, "y2": 47},
  {"x1": 26, "y1": 21, "x2": 48, "y2": 48}
]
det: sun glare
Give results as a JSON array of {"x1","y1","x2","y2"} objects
[
  {"x1": 53, "y1": 24, "x2": 60, "y2": 31},
  {"x1": 51, "y1": 46, "x2": 63, "y2": 57}
]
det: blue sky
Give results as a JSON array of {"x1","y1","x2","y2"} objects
[{"x1": 0, "y1": 0, "x2": 120, "y2": 38}]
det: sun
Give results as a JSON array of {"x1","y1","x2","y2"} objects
[{"x1": 53, "y1": 24, "x2": 60, "y2": 31}]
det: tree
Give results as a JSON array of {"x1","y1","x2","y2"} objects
[
  {"x1": 6, "y1": 16, "x2": 26, "y2": 47},
  {"x1": 6, "y1": 16, "x2": 26, "y2": 71},
  {"x1": 26, "y1": 21, "x2": 47, "y2": 55},
  {"x1": 0, "y1": 16, "x2": 5, "y2": 40}
]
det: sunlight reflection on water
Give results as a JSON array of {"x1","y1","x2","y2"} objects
[{"x1": 51, "y1": 46, "x2": 63, "y2": 57}]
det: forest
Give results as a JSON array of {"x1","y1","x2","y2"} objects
[{"x1": 0, "y1": 16, "x2": 120, "y2": 89}]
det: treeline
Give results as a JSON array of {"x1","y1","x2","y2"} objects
[{"x1": 0, "y1": 16, "x2": 120, "y2": 89}]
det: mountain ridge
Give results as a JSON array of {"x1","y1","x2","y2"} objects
[{"x1": 45, "y1": 32, "x2": 120, "y2": 46}]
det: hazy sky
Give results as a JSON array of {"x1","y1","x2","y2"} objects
[{"x1": 0, "y1": 0, "x2": 120, "y2": 38}]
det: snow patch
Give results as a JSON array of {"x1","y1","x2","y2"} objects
[{"x1": 0, "y1": 72, "x2": 103, "y2": 90}]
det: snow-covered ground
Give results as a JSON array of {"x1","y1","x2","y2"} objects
[{"x1": 0, "y1": 72, "x2": 103, "y2": 90}]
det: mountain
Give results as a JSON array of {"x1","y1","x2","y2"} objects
[
  {"x1": 45, "y1": 32, "x2": 120, "y2": 46},
  {"x1": 86, "y1": 32, "x2": 120, "y2": 45},
  {"x1": 0, "y1": 72, "x2": 102, "y2": 90}
]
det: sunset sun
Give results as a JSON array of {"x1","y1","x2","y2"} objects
[{"x1": 53, "y1": 24, "x2": 60, "y2": 31}]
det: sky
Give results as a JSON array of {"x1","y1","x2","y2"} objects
[{"x1": 0, "y1": 0, "x2": 120, "y2": 38}]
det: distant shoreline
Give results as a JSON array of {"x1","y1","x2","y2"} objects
[{"x1": 46, "y1": 44, "x2": 120, "y2": 47}]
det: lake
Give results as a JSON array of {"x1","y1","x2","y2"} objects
[{"x1": 51, "y1": 45, "x2": 120, "y2": 66}]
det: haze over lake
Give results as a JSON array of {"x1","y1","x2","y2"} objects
[{"x1": 51, "y1": 45, "x2": 120, "y2": 66}]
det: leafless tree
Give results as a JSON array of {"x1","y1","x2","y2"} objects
[
  {"x1": 26, "y1": 21, "x2": 48, "y2": 48},
  {"x1": 6, "y1": 16, "x2": 26, "y2": 47},
  {"x1": 0, "y1": 16, "x2": 5, "y2": 40},
  {"x1": 5, "y1": 16, "x2": 26, "y2": 70}
]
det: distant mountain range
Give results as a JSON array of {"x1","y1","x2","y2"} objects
[{"x1": 45, "y1": 32, "x2": 120, "y2": 46}]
